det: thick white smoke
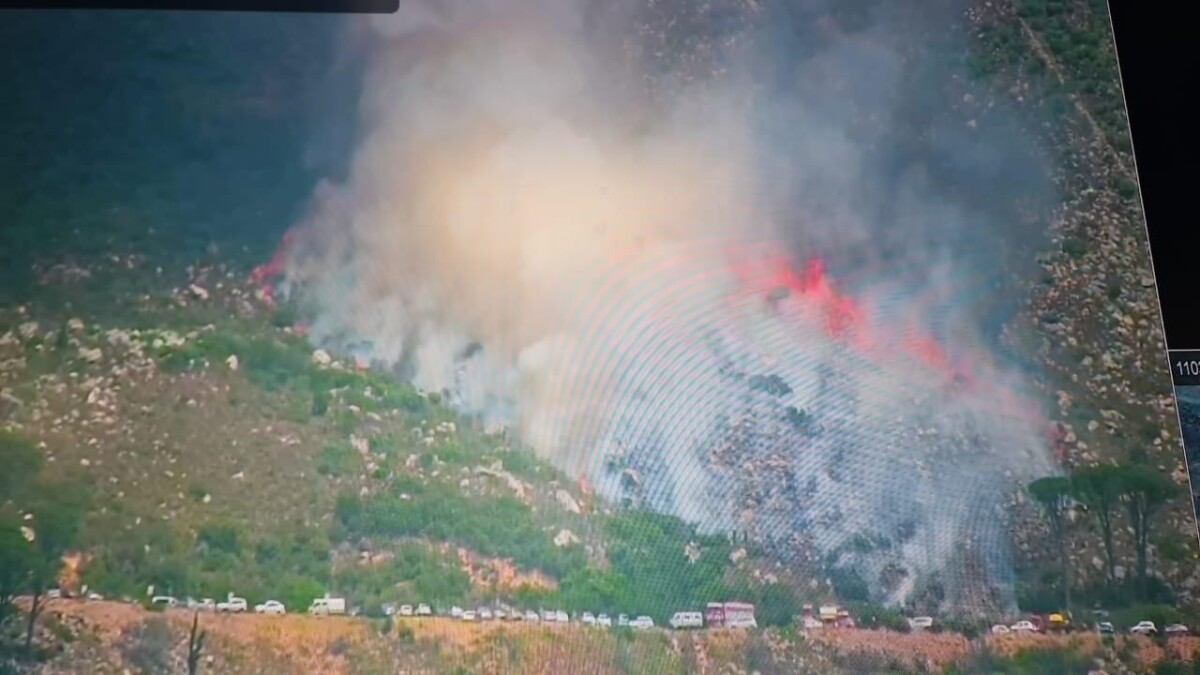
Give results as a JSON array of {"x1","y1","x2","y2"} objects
[{"x1": 279, "y1": 0, "x2": 1057, "y2": 611}]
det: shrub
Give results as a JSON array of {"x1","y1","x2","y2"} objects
[
  {"x1": 121, "y1": 618, "x2": 174, "y2": 675},
  {"x1": 848, "y1": 602, "x2": 911, "y2": 633},
  {"x1": 1115, "y1": 177, "x2": 1139, "y2": 200},
  {"x1": 1061, "y1": 236, "x2": 1088, "y2": 259},
  {"x1": 196, "y1": 523, "x2": 241, "y2": 556},
  {"x1": 317, "y1": 443, "x2": 359, "y2": 477}
]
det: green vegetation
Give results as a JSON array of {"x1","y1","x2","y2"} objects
[
  {"x1": 335, "y1": 480, "x2": 585, "y2": 579},
  {"x1": 971, "y1": 0, "x2": 1135, "y2": 181},
  {"x1": 1014, "y1": 0, "x2": 1131, "y2": 155},
  {"x1": 317, "y1": 442, "x2": 360, "y2": 477},
  {"x1": 847, "y1": 602, "x2": 911, "y2": 633},
  {"x1": 333, "y1": 543, "x2": 471, "y2": 614},
  {"x1": 1024, "y1": 462, "x2": 1182, "y2": 613},
  {"x1": 156, "y1": 328, "x2": 428, "y2": 418},
  {"x1": 1028, "y1": 476, "x2": 1073, "y2": 611},
  {"x1": 81, "y1": 512, "x2": 333, "y2": 612},
  {"x1": 0, "y1": 432, "x2": 91, "y2": 661}
]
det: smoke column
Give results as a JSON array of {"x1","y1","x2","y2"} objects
[{"x1": 276, "y1": 0, "x2": 1058, "y2": 612}]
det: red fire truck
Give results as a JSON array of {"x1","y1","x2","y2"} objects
[{"x1": 705, "y1": 602, "x2": 758, "y2": 628}]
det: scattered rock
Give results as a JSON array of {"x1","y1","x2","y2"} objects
[
  {"x1": 312, "y1": 349, "x2": 332, "y2": 367},
  {"x1": 553, "y1": 529, "x2": 580, "y2": 547},
  {"x1": 189, "y1": 284, "x2": 210, "y2": 301},
  {"x1": 731, "y1": 548, "x2": 748, "y2": 564},
  {"x1": 555, "y1": 489, "x2": 582, "y2": 514},
  {"x1": 350, "y1": 435, "x2": 370, "y2": 455},
  {"x1": 67, "y1": 318, "x2": 85, "y2": 333},
  {"x1": 18, "y1": 322, "x2": 39, "y2": 340},
  {"x1": 226, "y1": 354, "x2": 239, "y2": 371}
]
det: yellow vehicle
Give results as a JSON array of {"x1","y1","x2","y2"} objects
[{"x1": 1045, "y1": 612, "x2": 1071, "y2": 632}]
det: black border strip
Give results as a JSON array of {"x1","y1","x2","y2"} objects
[
  {"x1": 0, "y1": 0, "x2": 395, "y2": 12},
  {"x1": 1108, "y1": 1, "x2": 1195, "y2": 349}
]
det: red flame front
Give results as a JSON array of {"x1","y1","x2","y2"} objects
[
  {"x1": 727, "y1": 247, "x2": 971, "y2": 388},
  {"x1": 249, "y1": 228, "x2": 299, "y2": 307}
]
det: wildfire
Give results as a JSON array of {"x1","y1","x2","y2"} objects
[
  {"x1": 248, "y1": 228, "x2": 298, "y2": 307},
  {"x1": 726, "y1": 245, "x2": 971, "y2": 388}
]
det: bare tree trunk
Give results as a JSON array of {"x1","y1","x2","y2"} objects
[
  {"x1": 24, "y1": 589, "x2": 42, "y2": 652},
  {"x1": 187, "y1": 610, "x2": 207, "y2": 675},
  {"x1": 1097, "y1": 508, "x2": 1116, "y2": 587},
  {"x1": 1056, "y1": 517, "x2": 1072, "y2": 615}
]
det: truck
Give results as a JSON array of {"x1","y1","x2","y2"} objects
[
  {"x1": 810, "y1": 604, "x2": 856, "y2": 629},
  {"x1": 308, "y1": 594, "x2": 346, "y2": 616},
  {"x1": 705, "y1": 602, "x2": 758, "y2": 629}
]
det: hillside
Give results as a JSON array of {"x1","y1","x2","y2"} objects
[{"x1": 2, "y1": 0, "x2": 1199, "y2": 674}]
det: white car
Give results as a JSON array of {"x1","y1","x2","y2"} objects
[
  {"x1": 198, "y1": 598, "x2": 216, "y2": 612},
  {"x1": 1097, "y1": 621, "x2": 1115, "y2": 635},
  {"x1": 416, "y1": 604, "x2": 432, "y2": 617},
  {"x1": 617, "y1": 614, "x2": 630, "y2": 627},
  {"x1": 1131, "y1": 621, "x2": 1158, "y2": 635},
  {"x1": 461, "y1": 610, "x2": 477, "y2": 622},
  {"x1": 255, "y1": 600, "x2": 286, "y2": 615},
  {"x1": 218, "y1": 597, "x2": 248, "y2": 613},
  {"x1": 151, "y1": 595, "x2": 178, "y2": 608},
  {"x1": 1010, "y1": 620, "x2": 1038, "y2": 633},
  {"x1": 630, "y1": 615, "x2": 655, "y2": 630},
  {"x1": 909, "y1": 616, "x2": 934, "y2": 631},
  {"x1": 555, "y1": 610, "x2": 569, "y2": 623},
  {"x1": 1165, "y1": 623, "x2": 1189, "y2": 636},
  {"x1": 47, "y1": 589, "x2": 63, "y2": 599},
  {"x1": 581, "y1": 612, "x2": 596, "y2": 626},
  {"x1": 86, "y1": 591, "x2": 104, "y2": 601},
  {"x1": 597, "y1": 614, "x2": 612, "y2": 628},
  {"x1": 990, "y1": 624, "x2": 1010, "y2": 635},
  {"x1": 450, "y1": 606, "x2": 463, "y2": 618},
  {"x1": 399, "y1": 604, "x2": 414, "y2": 617},
  {"x1": 525, "y1": 610, "x2": 540, "y2": 623},
  {"x1": 478, "y1": 608, "x2": 493, "y2": 621},
  {"x1": 494, "y1": 608, "x2": 507, "y2": 620}
]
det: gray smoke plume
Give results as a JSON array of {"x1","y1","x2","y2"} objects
[{"x1": 279, "y1": 0, "x2": 1057, "y2": 612}]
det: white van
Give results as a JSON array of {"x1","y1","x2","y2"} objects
[
  {"x1": 669, "y1": 611, "x2": 704, "y2": 629},
  {"x1": 308, "y1": 596, "x2": 346, "y2": 615}
]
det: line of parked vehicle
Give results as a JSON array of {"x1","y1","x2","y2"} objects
[
  {"x1": 381, "y1": 603, "x2": 706, "y2": 630},
  {"x1": 135, "y1": 593, "x2": 345, "y2": 616},
  {"x1": 47, "y1": 586, "x2": 754, "y2": 633},
  {"x1": 990, "y1": 619, "x2": 1190, "y2": 637}
]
